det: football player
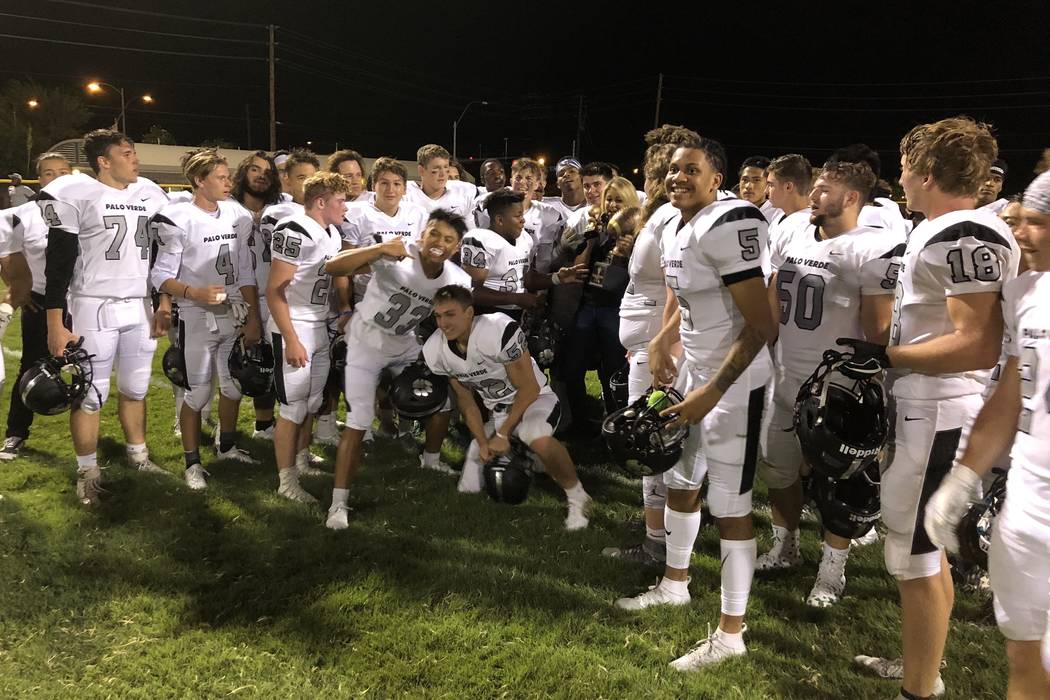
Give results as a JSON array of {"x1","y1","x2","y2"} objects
[
  {"x1": 764, "y1": 154, "x2": 813, "y2": 248},
  {"x1": 923, "y1": 170, "x2": 1050, "y2": 700},
  {"x1": 563, "y1": 162, "x2": 614, "y2": 258},
  {"x1": 40, "y1": 129, "x2": 170, "y2": 505},
  {"x1": 266, "y1": 172, "x2": 350, "y2": 503},
  {"x1": 478, "y1": 158, "x2": 506, "y2": 195},
  {"x1": 323, "y1": 210, "x2": 473, "y2": 530},
  {"x1": 977, "y1": 159, "x2": 1009, "y2": 214},
  {"x1": 738, "y1": 155, "x2": 782, "y2": 224},
  {"x1": 0, "y1": 152, "x2": 71, "y2": 460},
  {"x1": 424, "y1": 285, "x2": 592, "y2": 528},
  {"x1": 542, "y1": 157, "x2": 587, "y2": 222},
  {"x1": 151, "y1": 149, "x2": 261, "y2": 489},
  {"x1": 617, "y1": 138, "x2": 776, "y2": 673},
  {"x1": 328, "y1": 149, "x2": 371, "y2": 204},
  {"x1": 405, "y1": 145, "x2": 477, "y2": 218},
  {"x1": 846, "y1": 117, "x2": 1019, "y2": 700},
  {"x1": 828, "y1": 144, "x2": 910, "y2": 240},
  {"x1": 756, "y1": 161, "x2": 904, "y2": 607}
]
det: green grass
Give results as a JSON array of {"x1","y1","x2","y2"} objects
[{"x1": 0, "y1": 310, "x2": 1007, "y2": 699}]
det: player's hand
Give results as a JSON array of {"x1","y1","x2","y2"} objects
[
  {"x1": 613, "y1": 231, "x2": 637, "y2": 258},
  {"x1": 661, "y1": 383, "x2": 720, "y2": 429},
  {"x1": 151, "y1": 307, "x2": 171, "y2": 338},
  {"x1": 48, "y1": 325, "x2": 80, "y2": 359},
  {"x1": 554, "y1": 263, "x2": 589, "y2": 284},
  {"x1": 837, "y1": 337, "x2": 891, "y2": 369},
  {"x1": 241, "y1": 316, "x2": 262, "y2": 346},
  {"x1": 383, "y1": 237, "x2": 408, "y2": 260},
  {"x1": 924, "y1": 462, "x2": 982, "y2": 554},
  {"x1": 284, "y1": 336, "x2": 309, "y2": 368},
  {"x1": 478, "y1": 440, "x2": 494, "y2": 464},
  {"x1": 516, "y1": 292, "x2": 540, "y2": 311},
  {"x1": 647, "y1": 338, "x2": 677, "y2": 387},
  {"x1": 189, "y1": 285, "x2": 228, "y2": 306},
  {"x1": 488, "y1": 433, "x2": 511, "y2": 457}
]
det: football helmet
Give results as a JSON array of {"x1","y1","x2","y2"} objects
[
  {"x1": 389, "y1": 359, "x2": 449, "y2": 419},
  {"x1": 483, "y1": 440, "x2": 532, "y2": 504},
  {"x1": 609, "y1": 363, "x2": 629, "y2": 409},
  {"x1": 228, "y1": 337, "x2": 275, "y2": 397},
  {"x1": 957, "y1": 468, "x2": 1008, "y2": 572},
  {"x1": 524, "y1": 314, "x2": 560, "y2": 370},
  {"x1": 809, "y1": 463, "x2": 881, "y2": 540},
  {"x1": 601, "y1": 387, "x2": 689, "y2": 476},
  {"x1": 794, "y1": 349, "x2": 888, "y2": 480},
  {"x1": 162, "y1": 343, "x2": 191, "y2": 391},
  {"x1": 18, "y1": 339, "x2": 96, "y2": 415}
]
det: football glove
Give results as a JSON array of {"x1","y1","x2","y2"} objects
[
  {"x1": 923, "y1": 462, "x2": 982, "y2": 554},
  {"x1": 836, "y1": 337, "x2": 891, "y2": 369}
]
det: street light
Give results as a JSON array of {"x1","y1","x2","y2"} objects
[
  {"x1": 86, "y1": 81, "x2": 154, "y2": 133},
  {"x1": 27, "y1": 99, "x2": 39, "y2": 109},
  {"x1": 452, "y1": 100, "x2": 488, "y2": 161}
]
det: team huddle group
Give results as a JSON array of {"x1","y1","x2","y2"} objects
[{"x1": 0, "y1": 114, "x2": 1048, "y2": 699}]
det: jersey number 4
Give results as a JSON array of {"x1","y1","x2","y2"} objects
[{"x1": 103, "y1": 215, "x2": 152, "y2": 260}]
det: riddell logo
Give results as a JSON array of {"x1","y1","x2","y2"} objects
[{"x1": 838, "y1": 444, "x2": 880, "y2": 458}]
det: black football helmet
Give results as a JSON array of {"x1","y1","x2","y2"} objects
[
  {"x1": 524, "y1": 314, "x2": 560, "y2": 370},
  {"x1": 809, "y1": 463, "x2": 881, "y2": 540},
  {"x1": 18, "y1": 339, "x2": 96, "y2": 415},
  {"x1": 389, "y1": 359, "x2": 449, "y2": 419},
  {"x1": 794, "y1": 349, "x2": 889, "y2": 480},
  {"x1": 483, "y1": 441, "x2": 532, "y2": 504},
  {"x1": 162, "y1": 343, "x2": 191, "y2": 391},
  {"x1": 609, "y1": 363, "x2": 629, "y2": 409},
  {"x1": 228, "y1": 337, "x2": 275, "y2": 397},
  {"x1": 602, "y1": 387, "x2": 689, "y2": 476},
  {"x1": 957, "y1": 468, "x2": 1008, "y2": 572}
]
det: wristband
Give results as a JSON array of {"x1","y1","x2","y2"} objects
[
  {"x1": 551, "y1": 272, "x2": 561, "y2": 286},
  {"x1": 340, "y1": 310, "x2": 353, "y2": 318}
]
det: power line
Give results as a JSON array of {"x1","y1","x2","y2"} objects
[
  {"x1": 277, "y1": 59, "x2": 460, "y2": 111},
  {"x1": 0, "y1": 12, "x2": 265, "y2": 44},
  {"x1": 42, "y1": 0, "x2": 265, "y2": 29},
  {"x1": 666, "y1": 73, "x2": 1050, "y2": 88},
  {"x1": 663, "y1": 85, "x2": 1050, "y2": 101},
  {"x1": 663, "y1": 96, "x2": 1050, "y2": 112},
  {"x1": 0, "y1": 33, "x2": 265, "y2": 61}
]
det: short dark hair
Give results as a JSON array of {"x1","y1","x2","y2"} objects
[
  {"x1": 433, "y1": 284, "x2": 474, "y2": 309},
  {"x1": 738, "y1": 156, "x2": 771, "y2": 177},
  {"x1": 581, "y1": 162, "x2": 614, "y2": 180},
  {"x1": 370, "y1": 156, "x2": 407, "y2": 184},
  {"x1": 827, "y1": 143, "x2": 881, "y2": 179},
  {"x1": 485, "y1": 188, "x2": 525, "y2": 220},
  {"x1": 232, "y1": 151, "x2": 281, "y2": 206},
  {"x1": 286, "y1": 148, "x2": 320, "y2": 173},
  {"x1": 481, "y1": 158, "x2": 503, "y2": 171},
  {"x1": 767, "y1": 154, "x2": 813, "y2": 193},
  {"x1": 84, "y1": 128, "x2": 132, "y2": 175},
  {"x1": 678, "y1": 137, "x2": 728, "y2": 178},
  {"x1": 426, "y1": 209, "x2": 468, "y2": 240}
]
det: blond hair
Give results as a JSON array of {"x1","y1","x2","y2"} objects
[
  {"x1": 303, "y1": 171, "x2": 352, "y2": 203},
  {"x1": 182, "y1": 148, "x2": 227, "y2": 188},
  {"x1": 899, "y1": 116, "x2": 998, "y2": 197},
  {"x1": 416, "y1": 144, "x2": 451, "y2": 167}
]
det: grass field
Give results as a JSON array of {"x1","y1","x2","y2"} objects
[{"x1": 0, "y1": 309, "x2": 1007, "y2": 699}]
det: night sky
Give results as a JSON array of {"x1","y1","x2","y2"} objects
[{"x1": 4, "y1": 0, "x2": 1050, "y2": 194}]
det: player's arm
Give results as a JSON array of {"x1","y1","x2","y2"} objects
[
  {"x1": 766, "y1": 271, "x2": 781, "y2": 345},
  {"x1": 40, "y1": 194, "x2": 81, "y2": 357},
  {"x1": 859, "y1": 294, "x2": 893, "y2": 344},
  {"x1": 324, "y1": 236, "x2": 406, "y2": 276},
  {"x1": 266, "y1": 259, "x2": 307, "y2": 367},
  {"x1": 449, "y1": 378, "x2": 490, "y2": 454},
  {"x1": 887, "y1": 291, "x2": 1002, "y2": 372},
  {"x1": 488, "y1": 353, "x2": 541, "y2": 455},
  {"x1": 523, "y1": 262, "x2": 587, "y2": 291},
  {"x1": 0, "y1": 253, "x2": 32, "y2": 309},
  {"x1": 332, "y1": 274, "x2": 352, "y2": 330}
]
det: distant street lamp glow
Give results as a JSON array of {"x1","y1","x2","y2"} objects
[
  {"x1": 537, "y1": 157, "x2": 546, "y2": 166},
  {"x1": 27, "y1": 99, "x2": 39, "y2": 108},
  {"x1": 141, "y1": 94, "x2": 153, "y2": 104}
]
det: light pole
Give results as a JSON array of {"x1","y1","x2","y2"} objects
[
  {"x1": 87, "y1": 82, "x2": 154, "y2": 133},
  {"x1": 452, "y1": 100, "x2": 487, "y2": 161},
  {"x1": 25, "y1": 98, "x2": 38, "y2": 171}
]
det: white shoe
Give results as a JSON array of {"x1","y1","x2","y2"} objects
[
  {"x1": 216, "y1": 445, "x2": 259, "y2": 464},
  {"x1": 172, "y1": 419, "x2": 182, "y2": 439},
  {"x1": 0, "y1": 302, "x2": 13, "y2": 339},
  {"x1": 615, "y1": 579, "x2": 690, "y2": 610},
  {"x1": 129, "y1": 456, "x2": 169, "y2": 475},
  {"x1": 418, "y1": 454, "x2": 455, "y2": 475},
  {"x1": 326, "y1": 502, "x2": 350, "y2": 530},
  {"x1": 565, "y1": 496, "x2": 591, "y2": 531},
  {"x1": 458, "y1": 458, "x2": 483, "y2": 493},
  {"x1": 853, "y1": 528, "x2": 880, "y2": 547},
  {"x1": 756, "y1": 532, "x2": 802, "y2": 571},
  {"x1": 669, "y1": 625, "x2": 747, "y2": 672},
  {"x1": 76, "y1": 471, "x2": 106, "y2": 506},
  {"x1": 252, "y1": 425, "x2": 274, "y2": 441},
  {"x1": 184, "y1": 464, "x2": 209, "y2": 490},
  {"x1": 278, "y1": 479, "x2": 318, "y2": 504},
  {"x1": 806, "y1": 561, "x2": 846, "y2": 608},
  {"x1": 854, "y1": 655, "x2": 947, "y2": 688},
  {"x1": 313, "y1": 415, "x2": 340, "y2": 446},
  {"x1": 296, "y1": 452, "x2": 328, "y2": 477}
]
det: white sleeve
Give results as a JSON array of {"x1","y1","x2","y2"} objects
[
  {"x1": 701, "y1": 209, "x2": 768, "y2": 283},
  {"x1": 460, "y1": 232, "x2": 492, "y2": 270},
  {"x1": 37, "y1": 192, "x2": 81, "y2": 235},
  {"x1": 271, "y1": 222, "x2": 315, "y2": 266},
  {"x1": 0, "y1": 209, "x2": 22, "y2": 256},
  {"x1": 235, "y1": 215, "x2": 256, "y2": 290},
  {"x1": 917, "y1": 224, "x2": 1014, "y2": 298},
  {"x1": 859, "y1": 242, "x2": 904, "y2": 296},
  {"x1": 1002, "y1": 280, "x2": 1020, "y2": 359}
]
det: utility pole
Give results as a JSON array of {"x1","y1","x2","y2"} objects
[
  {"x1": 268, "y1": 24, "x2": 276, "y2": 150},
  {"x1": 653, "y1": 73, "x2": 664, "y2": 128},
  {"x1": 575, "y1": 95, "x2": 584, "y2": 162}
]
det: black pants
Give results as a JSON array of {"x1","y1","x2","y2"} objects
[
  {"x1": 7, "y1": 294, "x2": 61, "y2": 439},
  {"x1": 562, "y1": 303, "x2": 626, "y2": 422}
]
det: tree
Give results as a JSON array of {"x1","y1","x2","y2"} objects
[
  {"x1": 0, "y1": 79, "x2": 90, "y2": 175},
  {"x1": 142, "y1": 124, "x2": 176, "y2": 145}
]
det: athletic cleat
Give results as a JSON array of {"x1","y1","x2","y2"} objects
[
  {"x1": 565, "y1": 496, "x2": 591, "y2": 531},
  {"x1": 216, "y1": 445, "x2": 259, "y2": 464},
  {"x1": 76, "y1": 473, "x2": 106, "y2": 506},
  {"x1": 252, "y1": 425, "x2": 274, "y2": 441},
  {"x1": 756, "y1": 530, "x2": 802, "y2": 571},
  {"x1": 458, "y1": 459, "x2": 483, "y2": 493},
  {"x1": 615, "y1": 579, "x2": 690, "y2": 610},
  {"x1": 172, "y1": 418, "x2": 182, "y2": 439},
  {"x1": 184, "y1": 464, "x2": 209, "y2": 490},
  {"x1": 326, "y1": 502, "x2": 350, "y2": 530},
  {"x1": 0, "y1": 436, "x2": 26, "y2": 461},
  {"x1": 670, "y1": 625, "x2": 747, "y2": 672},
  {"x1": 277, "y1": 480, "x2": 318, "y2": 504},
  {"x1": 601, "y1": 540, "x2": 666, "y2": 566},
  {"x1": 313, "y1": 415, "x2": 340, "y2": 446},
  {"x1": 853, "y1": 655, "x2": 947, "y2": 681},
  {"x1": 806, "y1": 564, "x2": 846, "y2": 608},
  {"x1": 852, "y1": 528, "x2": 880, "y2": 547},
  {"x1": 418, "y1": 454, "x2": 456, "y2": 475},
  {"x1": 297, "y1": 462, "x2": 328, "y2": 477},
  {"x1": 130, "y1": 457, "x2": 169, "y2": 475}
]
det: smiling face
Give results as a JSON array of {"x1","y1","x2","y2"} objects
[
  {"x1": 434, "y1": 298, "x2": 474, "y2": 343},
  {"x1": 373, "y1": 170, "x2": 405, "y2": 211},
  {"x1": 1015, "y1": 207, "x2": 1050, "y2": 271},
  {"x1": 665, "y1": 147, "x2": 722, "y2": 219},
  {"x1": 582, "y1": 174, "x2": 607, "y2": 207},
  {"x1": 418, "y1": 218, "x2": 461, "y2": 265},
  {"x1": 245, "y1": 156, "x2": 273, "y2": 196},
  {"x1": 419, "y1": 157, "x2": 449, "y2": 194},
  {"x1": 557, "y1": 166, "x2": 581, "y2": 197},
  {"x1": 336, "y1": 159, "x2": 365, "y2": 198}
]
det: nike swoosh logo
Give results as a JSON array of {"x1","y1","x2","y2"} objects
[
  {"x1": 664, "y1": 529, "x2": 672, "y2": 537},
  {"x1": 829, "y1": 251, "x2": 843, "y2": 256},
  {"x1": 141, "y1": 197, "x2": 151, "y2": 202},
  {"x1": 904, "y1": 416, "x2": 923, "y2": 421}
]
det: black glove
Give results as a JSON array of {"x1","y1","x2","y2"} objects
[{"x1": 836, "y1": 337, "x2": 891, "y2": 369}]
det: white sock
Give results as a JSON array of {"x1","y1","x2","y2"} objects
[
  {"x1": 295, "y1": 448, "x2": 309, "y2": 466},
  {"x1": 76, "y1": 452, "x2": 98, "y2": 474},
  {"x1": 126, "y1": 443, "x2": 148, "y2": 461},
  {"x1": 645, "y1": 525, "x2": 666, "y2": 543},
  {"x1": 664, "y1": 507, "x2": 703, "y2": 570},
  {"x1": 422, "y1": 451, "x2": 440, "y2": 467},
  {"x1": 821, "y1": 542, "x2": 850, "y2": 569},
  {"x1": 564, "y1": 481, "x2": 589, "y2": 504},
  {"x1": 716, "y1": 626, "x2": 746, "y2": 650},
  {"x1": 772, "y1": 524, "x2": 799, "y2": 551},
  {"x1": 659, "y1": 576, "x2": 690, "y2": 596},
  {"x1": 278, "y1": 467, "x2": 300, "y2": 488},
  {"x1": 331, "y1": 487, "x2": 350, "y2": 508},
  {"x1": 720, "y1": 538, "x2": 757, "y2": 617}
]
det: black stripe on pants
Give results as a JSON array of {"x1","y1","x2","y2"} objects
[{"x1": 6, "y1": 294, "x2": 67, "y2": 439}]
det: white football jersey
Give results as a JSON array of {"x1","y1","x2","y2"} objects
[
  {"x1": 351, "y1": 242, "x2": 472, "y2": 343},
  {"x1": 37, "y1": 172, "x2": 168, "y2": 298},
  {"x1": 152, "y1": 200, "x2": 255, "y2": 309},
  {"x1": 620, "y1": 203, "x2": 675, "y2": 321},
  {"x1": 760, "y1": 199, "x2": 784, "y2": 225},
  {"x1": 1004, "y1": 270, "x2": 1050, "y2": 472},
  {"x1": 255, "y1": 201, "x2": 303, "y2": 296},
  {"x1": 660, "y1": 198, "x2": 771, "y2": 369},
  {"x1": 542, "y1": 195, "x2": 587, "y2": 222},
  {"x1": 980, "y1": 198, "x2": 1009, "y2": 215},
  {"x1": 859, "y1": 199, "x2": 909, "y2": 239},
  {"x1": 270, "y1": 213, "x2": 342, "y2": 322},
  {"x1": 405, "y1": 180, "x2": 477, "y2": 219},
  {"x1": 167, "y1": 190, "x2": 193, "y2": 203},
  {"x1": 339, "y1": 201, "x2": 428, "y2": 303},
  {"x1": 768, "y1": 208, "x2": 811, "y2": 251},
  {"x1": 459, "y1": 228, "x2": 534, "y2": 309},
  {"x1": 771, "y1": 224, "x2": 904, "y2": 382},
  {"x1": 423, "y1": 312, "x2": 551, "y2": 410},
  {"x1": 473, "y1": 196, "x2": 565, "y2": 274},
  {"x1": 890, "y1": 208, "x2": 1020, "y2": 400},
  {"x1": 0, "y1": 201, "x2": 48, "y2": 294}
]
